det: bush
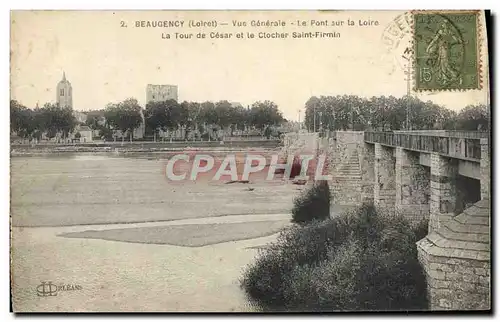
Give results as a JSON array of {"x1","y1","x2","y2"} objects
[
  {"x1": 241, "y1": 204, "x2": 429, "y2": 312},
  {"x1": 413, "y1": 218, "x2": 430, "y2": 241},
  {"x1": 241, "y1": 219, "x2": 341, "y2": 310},
  {"x1": 291, "y1": 180, "x2": 330, "y2": 224}
]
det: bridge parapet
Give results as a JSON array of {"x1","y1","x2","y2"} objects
[
  {"x1": 364, "y1": 132, "x2": 487, "y2": 161},
  {"x1": 393, "y1": 130, "x2": 489, "y2": 139}
]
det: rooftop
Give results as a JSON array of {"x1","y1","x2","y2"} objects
[{"x1": 78, "y1": 126, "x2": 92, "y2": 132}]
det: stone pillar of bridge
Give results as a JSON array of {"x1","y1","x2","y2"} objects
[
  {"x1": 361, "y1": 143, "x2": 375, "y2": 204},
  {"x1": 374, "y1": 143, "x2": 396, "y2": 214},
  {"x1": 395, "y1": 148, "x2": 430, "y2": 225},
  {"x1": 480, "y1": 138, "x2": 490, "y2": 200},
  {"x1": 429, "y1": 154, "x2": 459, "y2": 233},
  {"x1": 417, "y1": 198, "x2": 490, "y2": 310},
  {"x1": 418, "y1": 141, "x2": 490, "y2": 311}
]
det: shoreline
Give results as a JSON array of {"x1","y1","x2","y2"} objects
[{"x1": 10, "y1": 142, "x2": 283, "y2": 156}]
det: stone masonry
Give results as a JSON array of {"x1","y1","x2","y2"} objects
[
  {"x1": 395, "y1": 148, "x2": 430, "y2": 225},
  {"x1": 282, "y1": 131, "x2": 319, "y2": 159},
  {"x1": 331, "y1": 149, "x2": 362, "y2": 205},
  {"x1": 480, "y1": 138, "x2": 490, "y2": 200},
  {"x1": 374, "y1": 143, "x2": 396, "y2": 214},
  {"x1": 417, "y1": 199, "x2": 490, "y2": 310},
  {"x1": 284, "y1": 132, "x2": 490, "y2": 310},
  {"x1": 361, "y1": 143, "x2": 375, "y2": 204},
  {"x1": 330, "y1": 132, "x2": 364, "y2": 205},
  {"x1": 417, "y1": 137, "x2": 490, "y2": 311},
  {"x1": 429, "y1": 154, "x2": 459, "y2": 233}
]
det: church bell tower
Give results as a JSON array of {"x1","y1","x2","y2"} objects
[{"x1": 56, "y1": 71, "x2": 73, "y2": 108}]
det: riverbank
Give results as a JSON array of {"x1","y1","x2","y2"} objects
[
  {"x1": 10, "y1": 140, "x2": 282, "y2": 156},
  {"x1": 11, "y1": 154, "x2": 302, "y2": 311}
]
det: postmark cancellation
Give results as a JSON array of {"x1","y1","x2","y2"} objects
[{"x1": 412, "y1": 10, "x2": 482, "y2": 92}]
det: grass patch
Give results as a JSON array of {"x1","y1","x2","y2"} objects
[{"x1": 241, "y1": 204, "x2": 429, "y2": 312}]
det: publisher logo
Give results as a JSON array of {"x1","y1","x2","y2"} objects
[{"x1": 36, "y1": 281, "x2": 83, "y2": 297}]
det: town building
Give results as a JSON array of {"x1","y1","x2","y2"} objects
[
  {"x1": 73, "y1": 111, "x2": 87, "y2": 124},
  {"x1": 74, "y1": 125, "x2": 93, "y2": 143}
]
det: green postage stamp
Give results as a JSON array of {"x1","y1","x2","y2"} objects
[{"x1": 413, "y1": 10, "x2": 481, "y2": 91}]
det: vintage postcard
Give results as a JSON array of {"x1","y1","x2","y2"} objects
[{"x1": 10, "y1": 10, "x2": 491, "y2": 312}]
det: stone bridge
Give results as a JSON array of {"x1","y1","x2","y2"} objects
[
  {"x1": 283, "y1": 130, "x2": 491, "y2": 310},
  {"x1": 362, "y1": 131, "x2": 489, "y2": 228},
  {"x1": 361, "y1": 131, "x2": 490, "y2": 311}
]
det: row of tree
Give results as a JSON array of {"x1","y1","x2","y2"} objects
[
  {"x1": 10, "y1": 100, "x2": 76, "y2": 142},
  {"x1": 11, "y1": 95, "x2": 490, "y2": 143},
  {"x1": 11, "y1": 98, "x2": 287, "y2": 142},
  {"x1": 303, "y1": 95, "x2": 490, "y2": 132},
  {"x1": 87, "y1": 99, "x2": 286, "y2": 141}
]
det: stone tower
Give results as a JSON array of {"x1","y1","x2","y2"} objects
[
  {"x1": 146, "y1": 84, "x2": 178, "y2": 103},
  {"x1": 56, "y1": 71, "x2": 73, "y2": 108}
]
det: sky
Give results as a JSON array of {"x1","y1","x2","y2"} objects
[{"x1": 10, "y1": 10, "x2": 490, "y2": 121}]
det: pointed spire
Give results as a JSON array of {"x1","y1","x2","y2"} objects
[{"x1": 62, "y1": 71, "x2": 66, "y2": 81}]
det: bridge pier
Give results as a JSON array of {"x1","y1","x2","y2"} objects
[
  {"x1": 480, "y1": 138, "x2": 490, "y2": 200},
  {"x1": 395, "y1": 148, "x2": 430, "y2": 225},
  {"x1": 429, "y1": 154, "x2": 459, "y2": 233},
  {"x1": 365, "y1": 131, "x2": 490, "y2": 310},
  {"x1": 374, "y1": 143, "x2": 396, "y2": 214}
]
